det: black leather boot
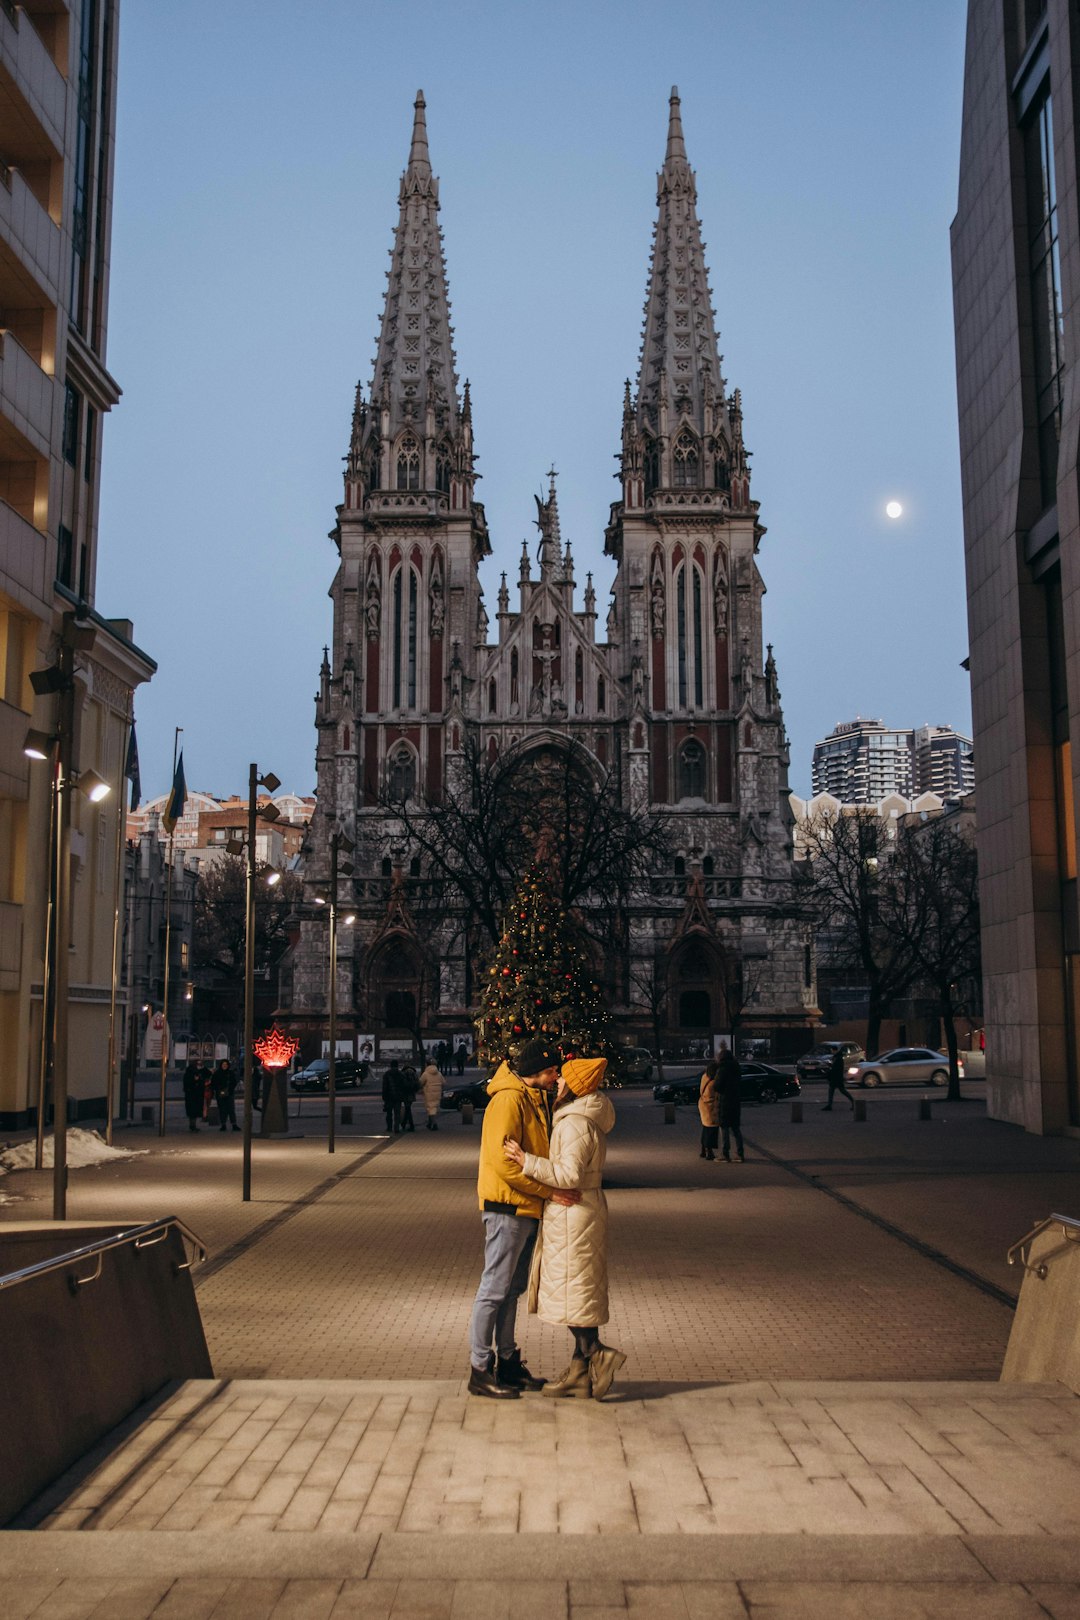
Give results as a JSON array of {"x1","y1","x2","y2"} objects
[
  {"x1": 495, "y1": 1348, "x2": 545, "y2": 1391},
  {"x1": 468, "y1": 1366, "x2": 519, "y2": 1399}
]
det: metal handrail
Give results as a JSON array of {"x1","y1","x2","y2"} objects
[
  {"x1": 1006, "y1": 1212, "x2": 1080, "y2": 1279},
  {"x1": 0, "y1": 1216, "x2": 207, "y2": 1294}
]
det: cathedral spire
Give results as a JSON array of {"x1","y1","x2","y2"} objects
[
  {"x1": 664, "y1": 85, "x2": 688, "y2": 169},
  {"x1": 369, "y1": 91, "x2": 459, "y2": 444},
  {"x1": 635, "y1": 87, "x2": 723, "y2": 434},
  {"x1": 406, "y1": 89, "x2": 432, "y2": 185}
]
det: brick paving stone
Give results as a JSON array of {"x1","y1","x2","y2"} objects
[
  {"x1": 738, "y1": 1581, "x2": 1047, "y2": 1618},
  {"x1": 1027, "y1": 1586, "x2": 1080, "y2": 1619}
]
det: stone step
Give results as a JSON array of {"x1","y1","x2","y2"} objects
[{"x1": 19, "y1": 1376, "x2": 1080, "y2": 1543}]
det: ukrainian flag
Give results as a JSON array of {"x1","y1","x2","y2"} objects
[{"x1": 162, "y1": 750, "x2": 187, "y2": 835}]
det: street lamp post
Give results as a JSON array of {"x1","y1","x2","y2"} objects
[
  {"x1": 24, "y1": 612, "x2": 107, "y2": 1218},
  {"x1": 325, "y1": 830, "x2": 354, "y2": 1156},
  {"x1": 241, "y1": 764, "x2": 281, "y2": 1203}
]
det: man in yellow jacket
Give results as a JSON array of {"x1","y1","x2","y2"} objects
[{"x1": 468, "y1": 1037, "x2": 580, "y2": 1399}]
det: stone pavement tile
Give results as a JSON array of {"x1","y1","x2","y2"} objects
[
  {"x1": 266, "y1": 1580, "x2": 342, "y2": 1620},
  {"x1": 569, "y1": 1583, "x2": 626, "y2": 1608},
  {"x1": 679, "y1": 1587, "x2": 750, "y2": 1620},
  {"x1": 967, "y1": 1537, "x2": 1080, "y2": 1582},
  {"x1": 623, "y1": 1584, "x2": 692, "y2": 1618},
  {"x1": 1026, "y1": 1585, "x2": 1080, "y2": 1619},
  {"x1": 329, "y1": 1584, "x2": 398, "y2": 1620},
  {"x1": 206, "y1": 1580, "x2": 288, "y2": 1620},
  {"x1": 1, "y1": 1577, "x2": 65, "y2": 1619},
  {"x1": 384, "y1": 1581, "x2": 454, "y2": 1619},
  {"x1": 29, "y1": 1585, "x2": 124, "y2": 1620},
  {"x1": 738, "y1": 1582, "x2": 1045, "y2": 1618},
  {"x1": 84, "y1": 1586, "x2": 174, "y2": 1620},
  {"x1": 148, "y1": 1581, "x2": 233, "y2": 1620}
]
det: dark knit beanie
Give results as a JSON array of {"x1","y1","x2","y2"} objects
[{"x1": 512, "y1": 1038, "x2": 558, "y2": 1078}]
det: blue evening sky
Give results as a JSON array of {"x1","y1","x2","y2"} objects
[{"x1": 97, "y1": 0, "x2": 970, "y2": 802}]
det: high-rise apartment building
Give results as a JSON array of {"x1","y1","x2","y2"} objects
[
  {"x1": 953, "y1": 0, "x2": 1080, "y2": 1133},
  {"x1": 811, "y1": 720, "x2": 973, "y2": 804},
  {"x1": 287, "y1": 91, "x2": 816, "y2": 1056},
  {"x1": 0, "y1": 2, "x2": 154, "y2": 1128}
]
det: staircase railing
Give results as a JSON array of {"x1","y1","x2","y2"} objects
[{"x1": 1006, "y1": 1213, "x2": 1080, "y2": 1280}]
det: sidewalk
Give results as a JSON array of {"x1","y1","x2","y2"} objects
[{"x1": 2, "y1": 1090, "x2": 1079, "y2": 1617}]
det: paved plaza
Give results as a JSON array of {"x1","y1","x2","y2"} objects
[{"x1": 2, "y1": 1083, "x2": 1080, "y2": 1615}]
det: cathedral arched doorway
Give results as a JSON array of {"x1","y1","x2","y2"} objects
[
  {"x1": 669, "y1": 937, "x2": 720, "y2": 1033},
  {"x1": 368, "y1": 936, "x2": 423, "y2": 1036}
]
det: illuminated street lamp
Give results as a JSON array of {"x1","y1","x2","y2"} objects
[
  {"x1": 241, "y1": 764, "x2": 281, "y2": 1202},
  {"x1": 326, "y1": 829, "x2": 354, "y2": 1156}
]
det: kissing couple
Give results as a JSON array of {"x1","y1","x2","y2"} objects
[{"x1": 467, "y1": 1037, "x2": 625, "y2": 1400}]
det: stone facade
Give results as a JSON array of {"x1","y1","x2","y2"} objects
[
  {"x1": 953, "y1": 0, "x2": 1080, "y2": 1133},
  {"x1": 286, "y1": 90, "x2": 816, "y2": 1057}
]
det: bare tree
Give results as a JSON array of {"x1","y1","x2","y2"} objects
[
  {"x1": 627, "y1": 962, "x2": 668, "y2": 1083},
  {"x1": 381, "y1": 736, "x2": 671, "y2": 962},
  {"x1": 891, "y1": 817, "x2": 981, "y2": 1100},
  {"x1": 717, "y1": 956, "x2": 764, "y2": 1056},
  {"x1": 799, "y1": 808, "x2": 918, "y2": 1058}
]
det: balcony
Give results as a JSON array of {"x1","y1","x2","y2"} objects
[
  {"x1": 0, "y1": 160, "x2": 60, "y2": 301},
  {"x1": 364, "y1": 492, "x2": 450, "y2": 522},
  {"x1": 0, "y1": 327, "x2": 53, "y2": 456},
  {"x1": 0, "y1": 5, "x2": 66, "y2": 158},
  {"x1": 0, "y1": 493, "x2": 47, "y2": 606}
]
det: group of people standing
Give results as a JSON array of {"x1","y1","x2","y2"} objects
[
  {"x1": 432, "y1": 1040, "x2": 469, "y2": 1076},
  {"x1": 381, "y1": 1058, "x2": 445, "y2": 1133},
  {"x1": 181, "y1": 1058, "x2": 239, "y2": 1133},
  {"x1": 697, "y1": 1045, "x2": 745, "y2": 1162}
]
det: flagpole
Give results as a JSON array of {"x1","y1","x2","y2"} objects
[
  {"x1": 159, "y1": 726, "x2": 181, "y2": 1136},
  {"x1": 105, "y1": 702, "x2": 132, "y2": 1145}
]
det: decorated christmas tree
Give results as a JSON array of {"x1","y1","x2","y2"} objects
[{"x1": 475, "y1": 839, "x2": 614, "y2": 1067}]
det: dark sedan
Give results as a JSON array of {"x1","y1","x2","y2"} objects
[
  {"x1": 290, "y1": 1058, "x2": 365, "y2": 1093},
  {"x1": 440, "y1": 1078, "x2": 491, "y2": 1111},
  {"x1": 654, "y1": 1062, "x2": 800, "y2": 1106}
]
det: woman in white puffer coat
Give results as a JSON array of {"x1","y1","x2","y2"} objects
[{"x1": 504, "y1": 1056, "x2": 625, "y2": 1400}]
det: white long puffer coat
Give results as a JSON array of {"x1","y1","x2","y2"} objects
[{"x1": 522, "y1": 1089, "x2": 616, "y2": 1328}]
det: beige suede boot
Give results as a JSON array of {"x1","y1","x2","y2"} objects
[
  {"x1": 541, "y1": 1356, "x2": 592, "y2": 1398},
  {"x1": 589, "y1": 1346, "x2": 627, "y2": 1401}
]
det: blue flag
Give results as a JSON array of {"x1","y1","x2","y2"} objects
[
  {"x1": 162, "y1": 749, "x2": 187, "y2": 835},
  {"x1": 125, "y1": 721, "x2": 141, "y2": 812}
]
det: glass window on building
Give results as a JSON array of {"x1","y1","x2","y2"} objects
[{"x1": 1024, "y1": 87, "x2": 1064, "y2": 510}]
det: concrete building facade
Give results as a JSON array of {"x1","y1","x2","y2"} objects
[
  {"x1": 287, "y1": 90, "x2": 816, "y2": 1059},
  {"x1": 953, "y1": 0, "x2": 1080, "y2": 1133},
  {"x1": 0, "y1": 1, "x2": 154, "y2": 1129},
  {"x1": 811, "y1": 719, "x2": 974, "y2": 805}
]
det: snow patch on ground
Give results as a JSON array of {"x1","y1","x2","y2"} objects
[{"x1": 0, "y1": 1127, "x2": 149, "y2": 1174}]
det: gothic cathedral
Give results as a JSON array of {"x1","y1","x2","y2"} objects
[{"x1": 286, "y1": 89, "x2": 817, "y2": 1056}]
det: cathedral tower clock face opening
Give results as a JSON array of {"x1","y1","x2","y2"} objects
[{"x1": 291, "y1": 86, "x2": 817, "y2": 1062}]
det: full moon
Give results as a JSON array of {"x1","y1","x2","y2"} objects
[{"x1": 886, "y1": 500, "x2": 903, "y2": 519}]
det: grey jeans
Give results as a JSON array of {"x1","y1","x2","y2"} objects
[{"x1": 469, "y1": 1210, "x2": 539, "y2": 1371}]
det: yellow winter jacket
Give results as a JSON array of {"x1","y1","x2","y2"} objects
[{"x1": 476, "y1": 1062, "x2": 554, "y2": 1220}]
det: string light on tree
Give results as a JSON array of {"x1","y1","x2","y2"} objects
[{"x1": 476, "y1": 832, "x2": 613, "y2": 1066}]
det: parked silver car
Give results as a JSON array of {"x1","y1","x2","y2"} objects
[{"x1": 846, "y1": 1047, "x2": 963, "y2": 1087}]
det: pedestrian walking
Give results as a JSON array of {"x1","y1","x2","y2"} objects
[
  {"x1": 382, "y1": 1061, "x2": 403, "y2": 1133},
  {"x1": 182, "y1": 1060, "x2": 203, "y2": 1132},
  {"x1": 505, "y1": 1056, "x2": 625, "y2": 1400},
  {"x1": 213, "y1": 1058, "x2": 240, "y2": 1132},
  {"x1": 467, "y1": 1038, "x2": 579, "y2": 1399},
  {"x1": 822, "y1": 1047, "x2": 856, "y2": 1111},
  {"x1": 717, "y1": 1044, "x2": 745, "y2": 1162},
  {"x1": 420, "y1": 1059, "x2": 443, "y2": 1129},
  {"x1": 697, "y1": 1060, "x2": 720, "y2": 1160},
  {"x1": 400, "y1": 1063, "x2": 418, "y2": 1131},
  {"x1": 455, "y1": 1040, "x2": 468, "y2": 1076}
]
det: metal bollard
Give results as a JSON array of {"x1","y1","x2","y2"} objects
[
  {"x1": 853, "y1": 1098, "x2": 867, "y2": 1122},
  {"x1": 918, "y1": 1097, "x2": 932, "y2": 1121},
  {"x1": 664, "y1": 1101, "x2": 676, "y2": 1124},
  {"x1": 461, "y1": 1101, "x2": 474, "y2": 1125},
  {"x1": 790, "y1": 1099, "x2": 803, "y2": 1123},
  {"x1": 341, "y1": 1105, "x2": 353, "y2": 1125}
]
